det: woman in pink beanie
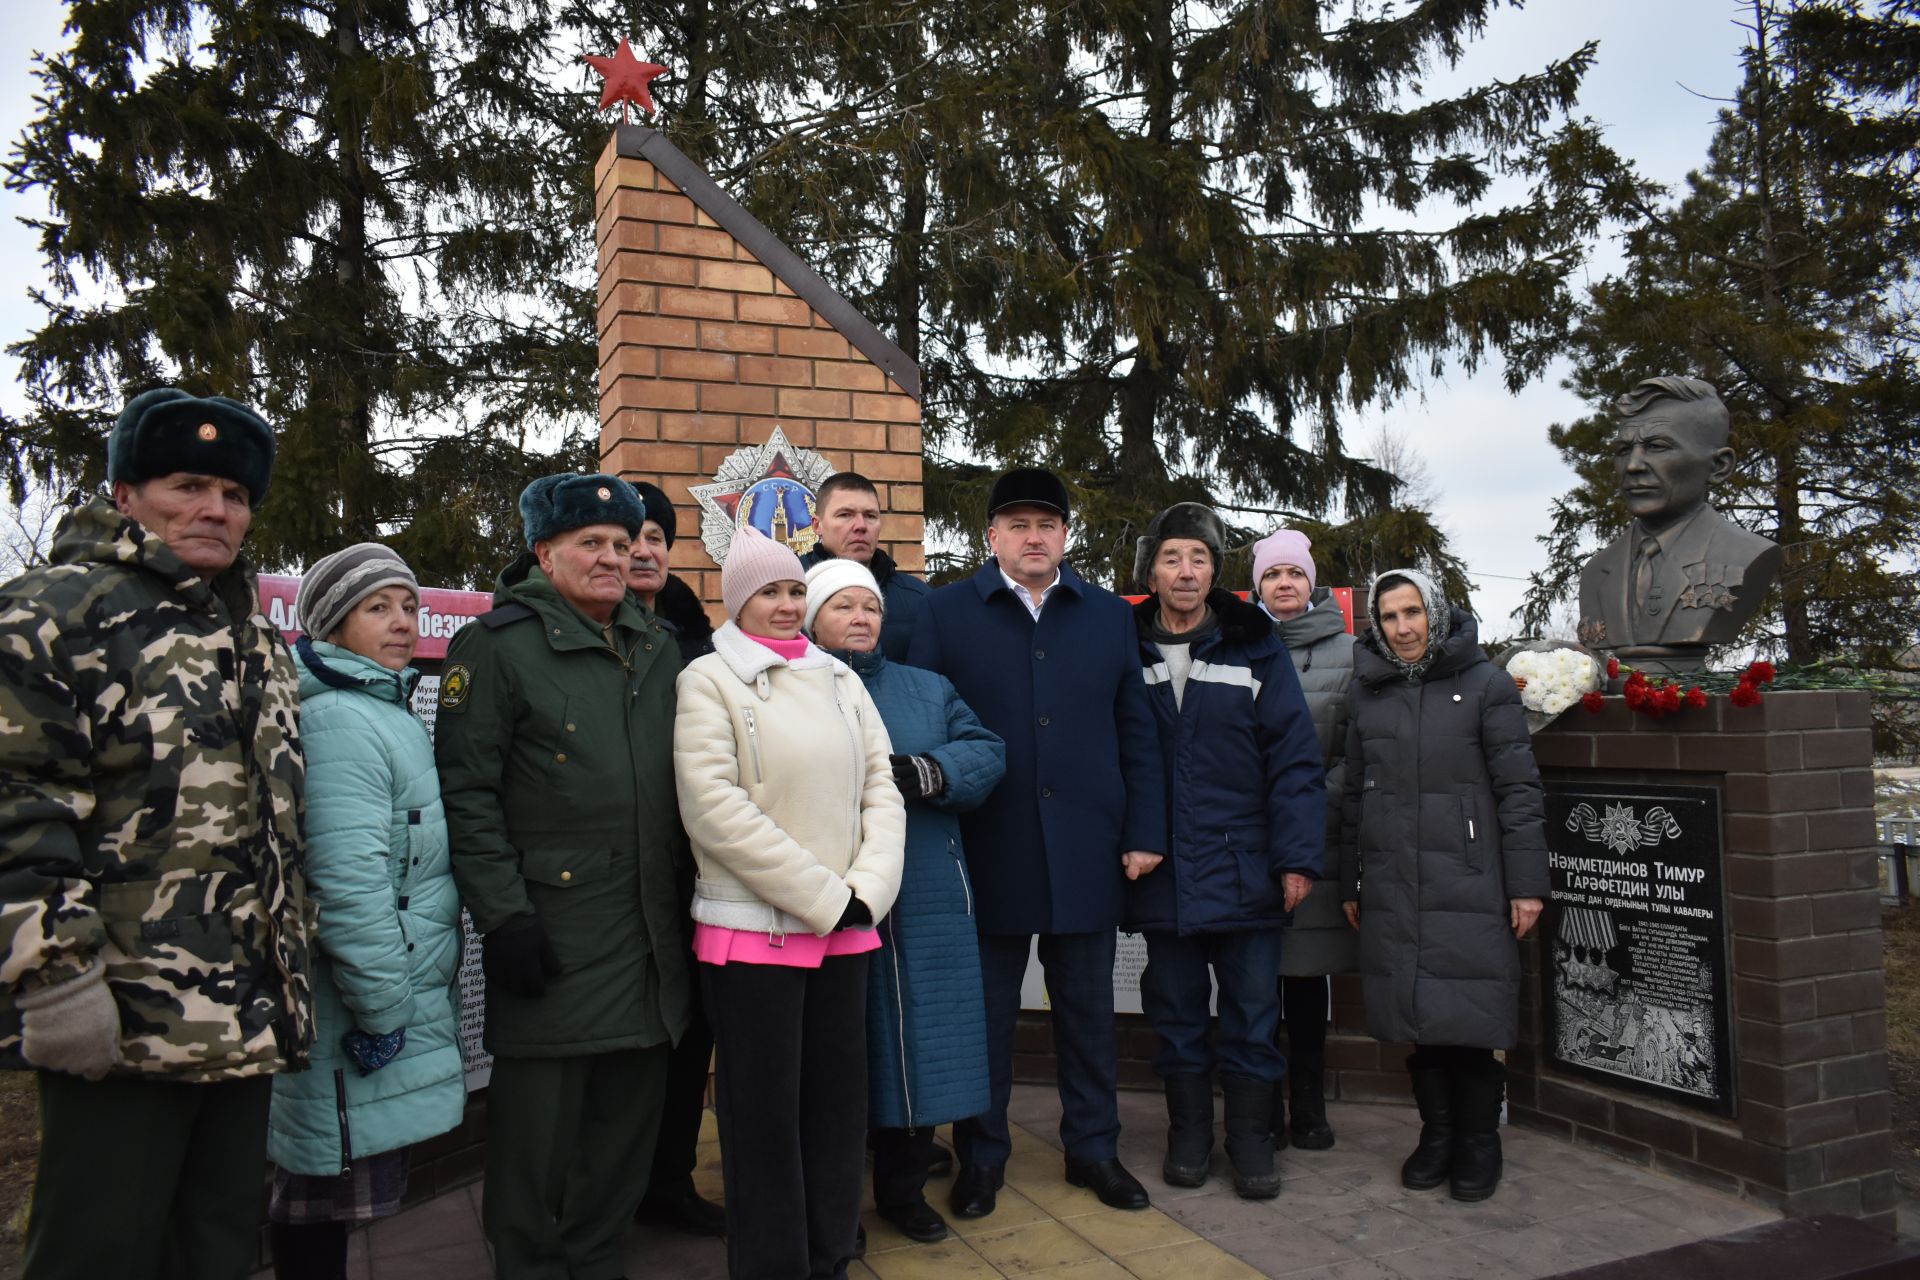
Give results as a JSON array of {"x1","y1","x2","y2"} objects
[
  {"x1": 1250, "y1": 528, "x2": 1357, "y2": 1153},
  {"x1": 672, "y1": 525, "x2": 906, "y2": 1278}
]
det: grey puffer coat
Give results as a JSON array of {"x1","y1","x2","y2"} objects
[
  {"x1": 1341, "y1": 607, "x2": 1549, "y2": 1049},
  {"x1": 1272, "y1": 591, "x2": 1359, "y2": 976}
]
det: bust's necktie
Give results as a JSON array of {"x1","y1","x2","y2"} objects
[{"x1": 1634, "y1": 535, "x2": 1662, "y2": 615}]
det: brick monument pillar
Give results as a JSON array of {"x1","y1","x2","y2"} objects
[{"x1": 592, "y1": 125, "x2": 923, "y2": 604}]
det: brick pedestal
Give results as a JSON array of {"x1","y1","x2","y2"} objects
[
  {"x1": 592, "y1": 126, "x2": 923, "y2": 610},
  {"x1": 1510, "y1": 690, "x2": 1892, "y2": 1229}
]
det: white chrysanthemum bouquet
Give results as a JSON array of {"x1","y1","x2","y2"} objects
[{"x1": 1496, "y1": 640, "x2": 1604, "y2": 732}]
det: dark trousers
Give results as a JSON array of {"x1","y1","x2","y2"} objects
[
  {"x1": 870, "y1": 1126, "x2": 936, "y2": 1212},
  {"x1": 25, "y1": 1071, "x2": 273, "y2": 1280},
  {"x1": 957, "y1": 930, "x2": 1121, "y2": 1170},
  {"x1": 646, "y1": 949, "x2": 715, "y2": 1201},
  {"x1": 1279, "y1": 975, "x2": 1330, "y2": 1064},
  {"x1": 1411, "y1": 1044, "x2": 1496, "y2": 1072},
  {"x1": 703, "y1": 955, "x2": 869, "y2": 1280},
  {"x1": 483, "y1": 1047, "x2": 670, "y2": 1280},
  {"x1": 1139, "y1": 929, "x2": 1285, "y2": 1081}
]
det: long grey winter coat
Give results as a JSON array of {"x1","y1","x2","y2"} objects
[
  {"x1": 1271, "y1": 591, "x2": 1359, "y2": 977},
  {"x1": 1341, "y1": 606, "x2": 1549, "y2": 1049}
]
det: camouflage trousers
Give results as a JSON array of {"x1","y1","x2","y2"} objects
[{"x1": 24, "y1": 1072, "x2": 272, "y2": 1280}]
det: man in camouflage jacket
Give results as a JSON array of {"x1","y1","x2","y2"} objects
[{"x1": 0, "y1": 388, "x2": 313, "y2": 1280}]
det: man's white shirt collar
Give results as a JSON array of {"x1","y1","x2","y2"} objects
[{"x1": 1000, "y1": 567, "x2": 1062, "y2": 619}]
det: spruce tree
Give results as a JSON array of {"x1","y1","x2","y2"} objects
[
  {"x1": 699, "y1": 0, "x2": 1624, "y2": 597},
  {"x1": 5, "y1": 0, "x2": 602, "y2": 583},
  {"x1": 1523, "y1": 0, "x2": 1920, "y2": 663}
]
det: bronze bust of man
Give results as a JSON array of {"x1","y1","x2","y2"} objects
[{"x1": 1576, "y1": 376, "x2": 1781, "y2": 669}]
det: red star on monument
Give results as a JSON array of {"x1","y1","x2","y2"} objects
[{"x1": 584, "y1": 38, "x2": 668, "y2": 123}]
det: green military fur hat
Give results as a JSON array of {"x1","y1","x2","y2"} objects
[
  {"x1": 106, "y1": 387, "x2": 277, "y2": 505},
  {"x1": 519, "y1": 472, "x2": 649, "y2": 549}
]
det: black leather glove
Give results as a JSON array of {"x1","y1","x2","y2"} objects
[
  {"x1": 835, "y1": 896, "x2": 873, "y2": 931},
  {"x1": 483, "y1": 913, "x2": 563, "y2": 998},
  {"x1": 889, "y1": 753, "x2": 945, "y2": 801}
]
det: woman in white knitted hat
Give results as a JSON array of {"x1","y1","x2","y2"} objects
[
  {"x1": 804, "y1": 558, "x2": 1005, "y2": 1246},
  {"x1": 266, "y1": 544, "x2": 465, "y2": 1279},
  {"x1": 672, "y1": 525, "x2": 906, "y2": 1279}
]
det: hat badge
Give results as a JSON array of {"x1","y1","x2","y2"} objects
[
  {"x1": 197, "y1": 422, "x2": 219, "y2": 442},
  {"x1": 596, "y1": 485, "x2": 612, "y2": 501}
]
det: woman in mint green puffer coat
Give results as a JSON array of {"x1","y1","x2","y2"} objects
[{"x1": 267, "y1": 545, "x2": 466, "y2": 1279}]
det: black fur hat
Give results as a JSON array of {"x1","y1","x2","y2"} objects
[
  {"x1": 631, "y1": 479, "x2": 677, "y2": 547},
  {"x1": 106, "y1": 388, "x2": 276, "y2": 505},
  {"x1": 987, "y1": 467, "x2": 1070, "y2": 519},
  {"x1": 519, "y1": 473, "x2": 649, "y2": 549},
  {"x1": 1134, "y1": 501, "x2": 1227, "y2": 588}
]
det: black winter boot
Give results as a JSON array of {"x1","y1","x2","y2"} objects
[
  {"x1": 1160, "y1": 1073, "x2": 1214, "y2": 1188},
  {"x1": 1449, "y1": 1057, "x2": 1505, "y2": 1202},
  {"x1": 1288, "y1": 1050, "x2": 1335, "y2": 1150},
  {"x1": 270, "y1": 1221, "x2": 349, "y2": 1280},
  {"x1": 1401, "y1": 1054, "x2": 1453, "y2": 1190},
  {"x1": 1269, "y1": 1077, "x2": 1290, "y2": 1149},
  {"x1": 1220, "y1": 1073, "x2": 1283, "y2": 1200}
]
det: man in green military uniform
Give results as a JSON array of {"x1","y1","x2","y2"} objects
[
  {"x1": 436, "y1": 472, "x2": 691, "y2": 1279},
  {"x1": 0, "y1": 388, "x2": 315, "y2": 1280}
]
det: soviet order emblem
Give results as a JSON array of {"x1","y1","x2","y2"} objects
[
  {"x1": 197, "y1": 422, "x2": 219, "y2": 441},
  {"x1": 596, "y1": 486, "x2": 612, "y2": 501},
  {"x1": 440, "y1": 663, "x2": 472, "y2": 709}
]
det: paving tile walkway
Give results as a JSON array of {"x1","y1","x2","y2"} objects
[{"x1": 289, "y1": 1083, "x2": 1780, "y2": 1279}]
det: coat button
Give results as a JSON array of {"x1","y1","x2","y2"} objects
[
  {"x1": 1035, "y1": 649, "x2": 1046, "y2": 659},
  {"x1": 645, "y1": 643, "x2": 653, "y2": 651},
  {"x1": 561, "y1": 871, "x2": 572, "y2": 882},
  {"x1": 1452, "y1": 694, "x2": 1462, "y2": 702},
  {"x1": 556, "y1": 752, "x2": 568, "y2": 763},
  {"x1": 1042, "y1": 787, "x2": 1053, "y2": 798},
  {"x1": 1038, "y1": 715, "x2": 1050, "y2": 726}
]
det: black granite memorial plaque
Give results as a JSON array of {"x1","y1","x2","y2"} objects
[{"x1": 1541, "y1": 781, "x2": 1734, "y2": 1115}]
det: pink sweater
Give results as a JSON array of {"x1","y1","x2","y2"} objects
[{"x1": 691, "y1": 629, "x2": 880, "y2": 968}]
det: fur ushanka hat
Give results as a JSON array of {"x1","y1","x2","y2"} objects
[
  {"x1": 518, "y1": 473, "x2": 649, "y2": 549},
  {"x1": 107, "y1": 387, "x2": 277, "y2": 505},
  {"x1": 1133, "y1": 501, "x2": 1228, "y2": 589}
]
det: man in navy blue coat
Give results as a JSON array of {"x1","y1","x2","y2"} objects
[{"x1": 909, "y1": 468, "x2": 1169, "y2": 1218}]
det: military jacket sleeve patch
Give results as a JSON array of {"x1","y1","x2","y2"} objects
[{"x1": 441, "y1": 663, "x2": 473, "y2": 710}]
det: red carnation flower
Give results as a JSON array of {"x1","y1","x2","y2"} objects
[
  {"x1": 1745, "y1": 660, "x2": 1777, "y2": 685},
  {"x1": 1582, "y1": 691, "x2": 1606, "y2": 713},
  {"x1": 1685, "y1": 686, "x2": 1708, "y2": 710},
  {"x1": 1606, "y1": 656, "x2": 1620, "y2": 679},
  {"x1": 1623, "y1": 681, "x2": 1647, "y2": 710},
  {"x1": 1656, "y1": 684, "x2": 1683, "y2": 714},
  {"x1": 1729, "y1": 681, "x2": 1762, "y2": 709}
]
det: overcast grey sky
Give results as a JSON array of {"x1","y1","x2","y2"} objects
[{"x1": 0, "y1": 1, "x2": 1751, "y2": 630}]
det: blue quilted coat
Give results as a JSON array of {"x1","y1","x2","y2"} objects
[
  {"x1": 840, "y1": 649, "x2": 1005, "y2": 1130},
  {"x1": 268, "y1": 639, "x2": 466, "y2": 1175}
]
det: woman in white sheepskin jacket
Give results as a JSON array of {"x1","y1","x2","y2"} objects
[{"x1": 672, "y1": 526, "x2": 904, "y2": 1279}]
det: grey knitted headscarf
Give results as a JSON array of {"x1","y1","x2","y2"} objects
[{"x1": 1365, "y1": 567, "x2": 1452, "y2": 683}]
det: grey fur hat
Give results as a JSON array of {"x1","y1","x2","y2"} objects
[{"x1": 1134, "y1": 502, "x2": 1227, "y2": 589}]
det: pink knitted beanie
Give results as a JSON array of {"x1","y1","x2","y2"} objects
[
  {"x1": 721, "y1": 526, "x2": 807, "y2": 622},
  {"x1": 1251, "y1": 529, "x2": 1316, "y2": 593}
]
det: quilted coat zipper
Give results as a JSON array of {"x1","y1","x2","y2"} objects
[
  {"x1": 334, "y1": 1068, "x2": 354, "y2": 1176},
  {"x1": 883, "y1": 915, "x2": 914, "y2": 1127}
]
